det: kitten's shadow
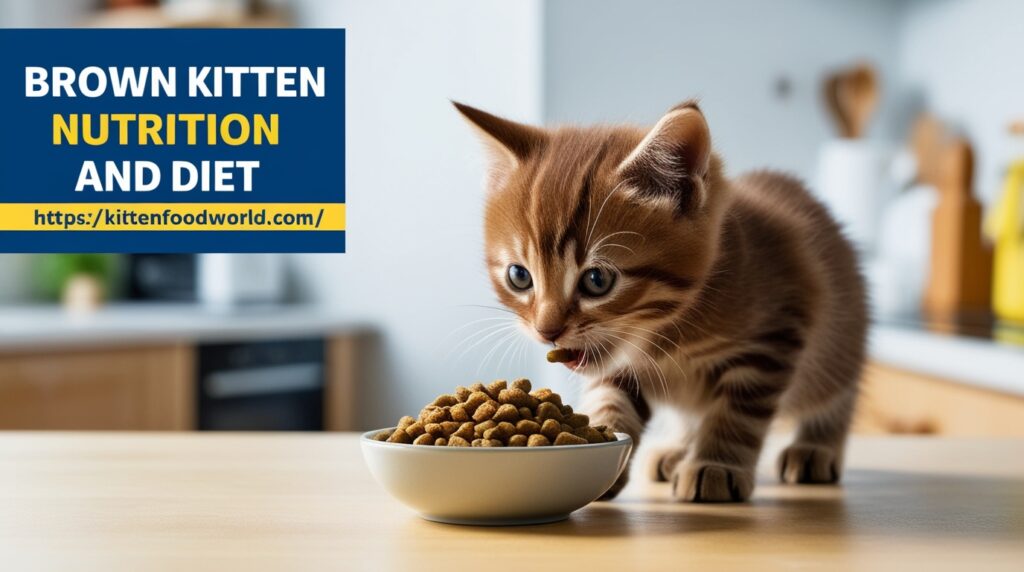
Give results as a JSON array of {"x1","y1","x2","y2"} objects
[{"x1": 446, "y1": 469, "x2": 1023, "y2": 540}]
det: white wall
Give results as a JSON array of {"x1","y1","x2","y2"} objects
[
  {"x1": 543, "y1": 0, "x2": 905, "y2": 184},
  {"x1": 898, "y1": 0, "x2": 1024, "y2": 203},
  {"x1": 286, "y1": 0, "x2": 552, "y2": 428}
]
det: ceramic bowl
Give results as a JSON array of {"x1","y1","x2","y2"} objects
[{"x1": 360, "y1": 429, "x2": 632, "y2": 525}]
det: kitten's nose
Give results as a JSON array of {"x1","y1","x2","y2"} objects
[{"x1": 536, "y1": 326, "x2": 566, "y2": 343}]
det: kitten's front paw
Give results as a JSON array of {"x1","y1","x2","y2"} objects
[
  {"x1": 644, "y1": 445, "x2": 688, "y2": 483},
  {"x1": 778, "y1": 443, "x2": 840, "y2": 484},
  {"x1": 669, "y1": 462, "x2": 754, "y2": 502},
  {"x1": 598, "y1": 471, "x2": 630, "y2": 501}
]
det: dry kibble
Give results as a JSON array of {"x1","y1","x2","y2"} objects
[
  {"x1": 554, "y1": 432, "x2": 588, "y2": 446},
  {"x1": 387, "y1": 428, "x2": 412, "y2": 444},
  {"x1": 453, "y1": 422, "x2": 475, "y2": 441},
  {"x1": 536, "y1": 401, "x2": 563, "y2": 423},
  {"x1": 450, "y1": 403, "x2": 470, "y2": 422},
  {"x1": 474, "y1": 420, "x2": 496, "y2": 438},
  {"x1": 484, "y1": 421, "x2": 516, "y2": 442},
  {"x1": 397, "y1": 416, "x2": 416, "y2": 430},
  {"x1": 516, "y1": 419, "x2": 541, "y2": 435},
  {"x1": 527, "y1": 434, "x2": 551, "y2": 447},
  {"x1": 433, "y1": 394, "x2": 458, "y2": 407},
  {"x1": 404, "y1": 422, "x2": 426, "y2": 438},
  {"x1": 464, "y1": 391, "x2": 490, "y2": 414},
  {"x1": 540, "y1": 418, "x2": 562, "y2": 441},
  {"x1": 486, "y1": 380, "x2": 507, "y2": 399},
  {"x1": 472, "y1": 401, "x2": 498, "y2": 423},
  {"x1": 381, "y1": 380, "x2": 617, "y2": 447},
  {"x1": 492, "y1": 404, "x2": 520, "y2": 423},
  {"x1": 412, "y1": 433, "x2": 434, "y2": 446},
  {"x1": 566, "y1": 413, "x2": 589, "y2": 428}
]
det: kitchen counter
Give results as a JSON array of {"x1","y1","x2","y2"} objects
[
  {"x1": 0, "y1": 303, "x2": 360, "y2": 351},
  {"x1": 2, "y1": 433, "x2": 1021, "y2": 571}
]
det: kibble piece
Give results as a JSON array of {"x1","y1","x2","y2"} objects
[
  {"x1": 575, "y1": 426, "x2": 605, "y2": 444},
  {"x1": 372, "y1": 430, "x2": 391, "y2": 441},
  {"x1": 540, "y1": 418, "x2": 562, "y2": 441},
  {"x1": 508, "y1": 434, "x2": 528, "y2": 447},
  {"x1": 536, "y1": 401, "x2": 563, "y2": 423},
  {"x1": 440, "y1": 421, "x2": 461, "y2": 436},
  {"x1": 425, "y1": 408, "x2": 449, "y2": 424},
  {"x1": 474, "y1": 420, "x2": 496, "y2": 438},
  {"x1": 469, "y1": 382, "x2": 487, "y2": 394},
  {"x1": 454, "y1": 386, "x2": 471, "y2": 402},
  {"x1": 546, "y1": 348, "x2": 575, "y2": 363},
  {"x1": 471, "y1": 438, "x2": 485, "y2": 447},
  {"x1": 484, "y1": 421, "x2": 516, "y2": 442},
  {"x1": 561, "y1": 405, "x2": 574, "y2": 416},
  {"x1": 603, "y1": 429, "x2": 618, "y2": 442},
  {"x1": 472, "y1": 401, "x2": 498, "y2": 423},
  {"x1": 516, "y1": 419, "x2": 541, "y2": 435},
  {"x1": 511, "y1": 378, "x2": 532, "y2": 393},
  {"x1": 486, "y1": 380, "x2": 507, "y2": 399},
  {"x1": 464, "y1": 391, "x2": 490, "y2": 414},
  {"x1": 527, "y1": 434, "x2": 551, "y2": 447},
  {"x1": 450, "y1": 403, "x2": 470, "y2": 422},
  {"x1": 482, "y1": 439, "x2": 504, "y2": 447},
  {"x1": 413, "y1": 433, "x2": 434, "y2": 446},
  {"x1": 387, "y1": 428, "x2": 413, "y2": 444},
  {"x1": 492, "y1": 403, "x2": 520, "y2": 423},
  {"x1": 432, "y1": 394, "x2": 458, "y2": 407},
  {"x1": 566, "y1": 413, "x2": 589, "y2": 428},
  {"x1": 447, "y1": 435, "x2": 470, "y2": 447},
  {"x1": 424, "y1": 423, "x2": 444, "y2": 437},
  {"x1": 397, "y1": 416, "x2": 416, "y2": 430},
  {"x1": 435, "y1": 437, "x2": 448, "y2": 446},
  {"x1": 518, "y1": 406, "x2": 533, "y2": 419},
  {"x1": 554, "y1": 431, "x2": 588, "y2": 446},
  {"x1": 560, "y1": 423, "x2": 574, "y2": 434},
  {"x1": 453, "y1": 422, "x2": 475, "y2": 441},
  {"x1": 404, "y1": 422, "x2": 426, "y2": 438},
  {"x1": 532, "y1": 389, "x2": 563, "y2": 408}
]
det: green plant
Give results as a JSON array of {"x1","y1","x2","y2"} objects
[{"x1": 32, "y1": 254, "x2": 119, "y2": 301}]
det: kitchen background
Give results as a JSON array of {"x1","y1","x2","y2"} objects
[{"x1": 1, "y1": 0, "x2": 1022, "y2": 437}]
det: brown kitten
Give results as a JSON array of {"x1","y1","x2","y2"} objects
[{"x1": 455, "y1": 100, "x2": 867, "y2": 502}]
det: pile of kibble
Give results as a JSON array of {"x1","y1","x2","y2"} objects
[{"x1": 372, "y1": 379, "x2": 617, "y2": 447}]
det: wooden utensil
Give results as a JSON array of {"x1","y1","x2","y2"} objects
[{"x1": 823, "y1": 62, "x2": 879, "y2": 139}]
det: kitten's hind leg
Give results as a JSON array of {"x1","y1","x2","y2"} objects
[
  {"x1": 778, "y1": 389, "x2": 856, "y2": 484},
  {"x1": 579, "y1": 376, "x2": 650, "y2": 500}
]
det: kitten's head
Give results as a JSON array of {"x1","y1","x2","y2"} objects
[{"x1": 456, "y1": 101, "x2": 731, "y2": 377}]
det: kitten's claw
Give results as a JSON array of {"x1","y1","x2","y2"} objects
[
  {"x1": 670, "y1": 462, "x2": 753, "y2": 502},
  {"x1": 778, "y1": 443, "x2": 840, "y2": 484}
]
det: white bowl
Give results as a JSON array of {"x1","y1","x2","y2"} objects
[{"x1": 360, "y1": 428, "x2": 633, "y2": 525}]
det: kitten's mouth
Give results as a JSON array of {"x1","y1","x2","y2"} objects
[{"x1": 546, "y1": 347, "x2": 588, "y2": 370}]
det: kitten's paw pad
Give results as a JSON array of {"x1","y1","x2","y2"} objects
[
  {"x1": 645, "y1": 446, "x2": 688, "y2": 482},
  {"x1": 778, "y1": 443, "x2": 840, "y2": 484},
  {"x1": 598, "y1": 471, "x2": 629, "y2": 501},
  {"x1": 670, "y1": 462, "x2": 753, "y2": 502}
]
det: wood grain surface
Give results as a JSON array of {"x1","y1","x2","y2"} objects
[{"x1": 1, "y1": 433, "x2": 1021, "y2": 571}]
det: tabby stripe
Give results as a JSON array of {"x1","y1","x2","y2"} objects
[
  {"x1": 707, "y1": 352, "x2": 791, "y2": 385},
  {"x1": 779, "y1": 302, "x2": 811, "y2": 327},
  {"x1": 726, "y1": 397, "x2": 778, "y2": 420},
  {"x1": 607, "y1": 374, "x2": 651, "y2": 422},
  {"x1": 716, "y1": 379, "x2": 786, "y2": 402},
  {"x1": 622, "y1": 266, "x2": 694, "y2": 291},
  {"x1": 629, "y1": 299, "x2": 681, "y2": 314},
  {"x1": 706, "y1": 421, "x2": 763, "y2": 451},
  {"x1": 755, "y1": 327, "x2": 804, "y2": 352}
]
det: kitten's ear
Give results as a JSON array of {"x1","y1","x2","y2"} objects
[
  {"x1": 452, "y1": 101, "x2": 545, "y2": 166},
  {"x1": 618, "y1": 100, "x2": 712, "y2": 214}
]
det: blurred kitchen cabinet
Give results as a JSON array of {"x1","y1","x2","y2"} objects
[
  {"x1": 0, "y1": 344, "x2": 195, "y2": 430},
  {"x1": 854, "y1": 361, "x2": 1024, "y2": 436}
]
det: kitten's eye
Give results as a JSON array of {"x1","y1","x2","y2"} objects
[
  {"x1": 579, "y1": 267, "x2": 615, "y2": 297},
  {"x1": 507, "y1": 264, "x2": 533, "y2": 291}
]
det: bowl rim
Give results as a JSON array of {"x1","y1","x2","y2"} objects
[{"x1": 361, "y1": 427, "x2": 632, "y2": 452}]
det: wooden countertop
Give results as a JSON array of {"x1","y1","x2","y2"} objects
[{"x1": 2, "y1": 433, "x2": 1022, "y2": 571}]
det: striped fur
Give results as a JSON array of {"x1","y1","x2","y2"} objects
[{"x1": 456, "y1": 101, "x2": 867, "y2": 502}]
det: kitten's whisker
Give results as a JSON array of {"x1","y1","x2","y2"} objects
[
  {"x1": 442, "y1": 320, "x2": 517, "y2": 360},
  {"x1": 601, "y1": 330, "x2": 671, "y2": 400},
  {"x1": 477, "y1": 329, "x2": 518, "y2": 376},
  {"x1": 434, "y1": 316, "x2": 517, "y2": 353},
  {"x1": 453, "y1": 303, "x2": 518, "y2": 315},
  {"x1": 455, "y1": 324, "x2": 518, "y2": 364}
]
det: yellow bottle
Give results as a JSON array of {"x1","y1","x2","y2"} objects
[{"x1": 985, "y1": 160, "x2": 1024, "y2": 323}]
